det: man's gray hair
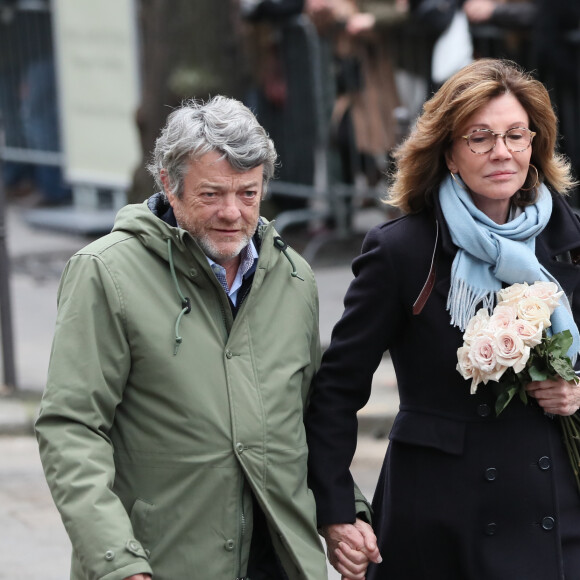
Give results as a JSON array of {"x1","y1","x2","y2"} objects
[{"x1": 148, "y1": 96, "x2": 278, "y2": 199}]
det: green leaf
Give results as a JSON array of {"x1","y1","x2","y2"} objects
[
  {"x1": 496, "y1": 385, "x2": 518, "y2": 416},
  {"x1": 551, "y1": 357, "x2": 577, "y2": 382},
  {"x1": 549, "y1": 330, "x2": 573, "y2": 358},
  {"x1": 528, "y1": 364, "x2": 550, "y2": 381}
]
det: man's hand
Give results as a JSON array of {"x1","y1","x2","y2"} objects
[
  {"x1": 124, "y1": 575, "x2": 151, "y2": 580},
  {"x1": 321, "y1": 518, "x2": 382, "y2": 580},
  {"x1": 526, "y1": 377, "x2": 580, "y2": 416}
]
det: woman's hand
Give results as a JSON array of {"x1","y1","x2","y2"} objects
[
  {"x1": 525, "y1": 376, "x2": 580, "y2": 416},
  {"x1": 321, "y1": 518, "x2": 382, "y2": 579}
]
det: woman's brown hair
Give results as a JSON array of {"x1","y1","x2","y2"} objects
[{"x1": 387, "y1": 58, "x2": 576, "y2": 214}]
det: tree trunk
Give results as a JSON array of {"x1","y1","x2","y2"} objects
[{"x1": 128, "y1": 0, "x2": 249, "y2": 203}]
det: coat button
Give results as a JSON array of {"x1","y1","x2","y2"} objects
[
  {"x1": 477, "y1": 404, "x2": 491, "y2": 417},
  {"x1": 484, "y1": 523, "x2": 497, "y2": 536},
  {"x1": 542, "y1": 516, "x2": 555, "y2": 531},
  {"x1": 484, "y1": 467, "x2": 497, "y2": 481},
  {"x1": 236, "y1": 442, "x2": 244, "y2": 453},
  {"x1": 104, "y1": 550, "x2": 115, "y2": 561},
  {"x1": 224, "y1": 539, "x2": 235, "y2": 551},
  {"x1": 538, "y1": 456, "x2": 551, "y2": 470},
  {"x1": 225, "y1": 350, "x2": 233, "y2": 359}
]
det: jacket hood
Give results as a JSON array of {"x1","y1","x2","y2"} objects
[
  {"x1": 111, "y1": 193, "x2": 305, "y2": 353},
  {"x1": 111, "y1": 193, "x2": 193, "y2": 263}
]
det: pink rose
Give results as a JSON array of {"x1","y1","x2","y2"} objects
[
  {"x1": 463, "y1": 308, "x2": 490, "y2": 345},
  {"x1": 497, "y1": 282, "x2": 528, "y2": 307},
  {"x1": 512, "y1": 318, "x2": 543, "y2": 347},
  {"x1": 525, "y1": 281, "x2": 563, "y2": 313},
  {"x1": 516, "y1": 296, "x2": 552, "y2": 329},
  {"x1": 492, "y1": 327, "x2": 531, "y2": 374},
  {"x1": 488, "y1": 305, "x2": 517, "y2": 331},
  {"x1": 468, "y1": 332, "x2": 507, "y2": 384},
  {"x1": 457, "y1": 345, "x2": 484, "y2": 394}
]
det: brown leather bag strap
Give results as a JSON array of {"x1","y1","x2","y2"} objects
[{"x1": 412, "y1": 218, "x2": 440, "y2": 315}]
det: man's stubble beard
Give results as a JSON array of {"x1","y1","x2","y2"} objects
[{"x1": 177, "y1": 212, "x2": 259, "y2": 265}]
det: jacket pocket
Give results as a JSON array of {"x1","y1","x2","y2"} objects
[
  {"x1": 129, "y1": 497, "x2": 155, "y2": 552},
  {"x1": 389, "y1": 410, "x2": 466, "y2": 455}
]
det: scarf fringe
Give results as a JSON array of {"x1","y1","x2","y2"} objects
[{"x1": 446, "y1": 278, "x2": 495, "y2": 332}]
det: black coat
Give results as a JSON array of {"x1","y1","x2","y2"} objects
[{"x1": 305, "y1": 191, "x2": 580, "y2": 579}]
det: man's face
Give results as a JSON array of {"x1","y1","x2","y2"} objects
[{"x1": 164, "y1": 151, "x2": 263, "y2": 268}]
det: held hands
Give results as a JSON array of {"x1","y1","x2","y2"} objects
[
  {"x1": 321, "y1": 518, "x2": 382, "y2": 580},
  {"x1": 526, "y1": 377, "x2": 580, "y2": 416}
]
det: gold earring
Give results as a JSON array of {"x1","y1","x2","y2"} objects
[
  {"x1": 520, "y1": 163, "x2": 539, "y2": 192},
  {"x1": 449, "y1": 171, "x2": 470, "y2": 193}
]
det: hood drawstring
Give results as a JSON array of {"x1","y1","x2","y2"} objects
[
  {"x1": 273, "y1": 236, "x2": 304, "y2": 281},
  {"x1": 167, "y1": 238, "x2": 191, "y2": 355},
  {"x1": 167, "y1": 235, "x2": 300, "y2": 354}
]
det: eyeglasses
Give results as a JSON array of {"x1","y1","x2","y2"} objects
[{"x1": 461, "y1": 127, "x2": 536, "y2": 155}]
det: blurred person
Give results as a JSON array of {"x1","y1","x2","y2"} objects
[
  {"x1": 0, "y1": 5, "x2": 66, "y2": 204},
  {"x1": 306, "y1": 59, "x2": 580, "y2": 579},
  {"x1": 464, "y1": 0, "x2": 538, "y2": 70},
  {"x1": 307, "y1": 0, "x2": 408, "y2": 188},
  {"x1": 533, "y1": 0, "x2": 580, "y2": 188},
  {"x1": 310, "y1": 0, "x2": 409, "y2": 179},
  {"x1": 241, "y1": 0, "x2": 318, "y2": 216},
  {"x1": 463, "y1": 0, "x2": 536, "y2": 28},
  {"x1": 20, "y1": 55, "x2": 71, "y2": 206},
  {"x1": 35, "y1": 96, "x2": 377, "y2": 580},
  {"x1": 533, "y1": 0, "x2": 579, "y2": 79},
  {"x1": 409, "y1": 0, "x2": 474, "y2": 86}
]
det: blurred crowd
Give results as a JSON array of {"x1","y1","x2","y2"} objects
[
  {"x1": 240, "y1": 0, "x2": 580, "y2": 214},
  {"x1": 0, "y1": 3, "x2": 70, "y2": 208},
  {"x1": 1, "y1": 0, "x2": 579, "y2": 210}
]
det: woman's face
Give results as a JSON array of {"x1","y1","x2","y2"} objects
[{"x1": 446, "y1": 93, "x2": 533, "y2": 223}]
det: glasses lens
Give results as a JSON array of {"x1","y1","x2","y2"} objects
[
  {"x1": 468, "y1": 131, "x2": 495, "y2": 153},
  {"x1": 505, "y1": 128, "x2": 531, "y2": 152},
  {"x1": 467, "y1": 128, "x2": 533, "y2": 153}
]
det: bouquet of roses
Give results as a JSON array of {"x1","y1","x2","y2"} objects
[{"x1": 456, "y1": 281, "x2": 580, "y2": 492}]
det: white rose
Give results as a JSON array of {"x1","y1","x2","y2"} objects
[
  {"x1": 526, "y1": 281, "x2": 563, "y2": 313},
  {"x1": 492, "y1": 327, "x2": 531, "y2": 374},
  {"x1": 463, "y1": 308, "x2": 490, "y2": 345},
  {"x1": 470, "y1": 371, "x2": 484, "y2": 395},
  {"x1": 488, "y1": 304, "x2": 517, "y2": 331},
  {"x1": 516, "y1": 296, "x2": 552, "y2": 329},
  {"x1": 512, "y1": 318, "x2": 543, "y2": 347},
  {"x1": 457, "y1": 346, "x2": 484, "y2": 394},
  {"x1": 497, "y1": 282, "x2": 529, "y2": 307},
  {"x1": 468, "y1": 332, "x2": 508, "y2": 384}
]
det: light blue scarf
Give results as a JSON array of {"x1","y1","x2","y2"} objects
[{"x1": 439, "y1": 173, "x2": 580, "y2": 359}]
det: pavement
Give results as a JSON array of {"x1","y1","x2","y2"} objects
[{"x1": 0, "y1": 199, "x2": 399, "y2": 579}]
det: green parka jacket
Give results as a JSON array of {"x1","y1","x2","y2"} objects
[{"x1": 35, "y1": 197, "x2": 329, "y2": 580}]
